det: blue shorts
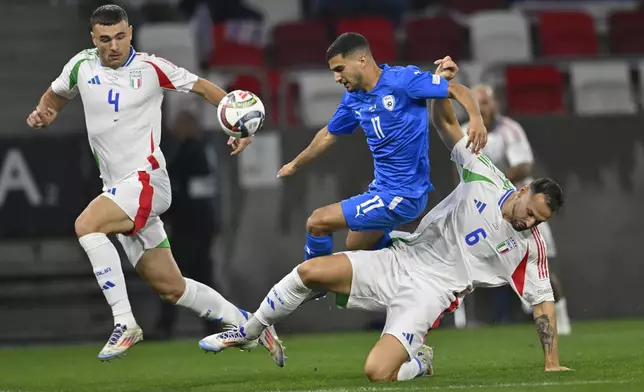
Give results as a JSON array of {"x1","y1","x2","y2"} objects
[{"x1": 341, "y1": 189, "x2": 428, "y2": 232}]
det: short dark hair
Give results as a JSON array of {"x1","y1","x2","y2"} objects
[
  {"x1": 326, "y1": 33, "x2": 370, "y2": 61},
  {"x1": 530, "y1": 178, "x2": 564, "y2": 214},
  {"x1": 90, "y1": 4, "x2": 128, "y2": 26}
]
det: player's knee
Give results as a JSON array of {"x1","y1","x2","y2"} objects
[
  {"x1": 74, "y1": 213, "x2": 99, "y2": 237},
  {"x1": 364, "y1": 361, "x2": 396, "y2": 382},
  {"x1": 306, "y1": 208, "x2": 330, "y2": 236},
  {"x1": 296, "y1": 261, "x2": 321, "y2": 287},
  {"x1": 157, "y1": 283, "x2": 184, "y2": 304}
]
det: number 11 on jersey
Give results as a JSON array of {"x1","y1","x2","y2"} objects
[
  {"x1": 108, "y1": 89, "x2": 120, "y2": 112},
  {"x1": 371, "y1": 116, "x2": 385, "y2": 139}
]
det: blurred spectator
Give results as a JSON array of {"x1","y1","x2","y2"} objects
[{"x1": 152, "y1": 110, "x2": 222, "y2": 339}]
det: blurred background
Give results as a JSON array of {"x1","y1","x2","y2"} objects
[{"x1": 1, "y1": 0, "x2": 643, "y2": 345}]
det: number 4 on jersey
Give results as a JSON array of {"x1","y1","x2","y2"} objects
[{"x1": 108, "y1": 89, "x2": 120, "y2": 112}]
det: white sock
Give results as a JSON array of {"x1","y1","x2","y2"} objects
[
  {"x1": 397, "y1": 357, "x2": 425, "y2": 381},
  {"x1": 176, "y1": 278, "x2": 248, "y2": 326},
  {"x1": 243, "y1": 268, "x2": 312, "y2": 340},
  {"x1": 79, "y1": 233, "x2": 136, "y2": 327},
  {"x1": 556, "y1": 298, "x2": 570, "y2": 323}
]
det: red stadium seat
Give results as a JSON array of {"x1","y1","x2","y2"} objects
[
  {"x1": 538, "y1": 12, "x2": 598, "y2": 57},
  {"x1": 505, "y1": 65, "x2": 565, "y2": 115},
  {"x1": 608, "y1": 11, "x2": 644, "y2": 54},
  {"x1": 210, "y1": 24, "x2": 265, "y2": 67},
  {"x1": 336, "y1": 17, "x2": 397, "y2": 63},
  {"x1": 446, "y1": 0, "x2": 505, "y2": 14},
  {"x1": 404, "y1": 17, "x2": 466, "y2": 62},
  {"x1": 273, "y1": 21, "x2": 329, "y2": 68}
]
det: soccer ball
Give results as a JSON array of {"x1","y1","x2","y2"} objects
[{"x1": 217, "y1": 90, "x2": 266, "y2": 138}]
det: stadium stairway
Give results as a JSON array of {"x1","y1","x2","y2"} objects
[{"x1": 0, "y1": 1, "x2": 87, "y2": 135}]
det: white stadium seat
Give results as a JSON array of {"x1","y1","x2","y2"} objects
[
  {"x1": 470, "y1": 11, "x2": 532, "y2": 64},
  {"x1": 290, "y1": 71, "x2": 345, "y2": 128},
  {"x1": 570, "y1": 61, "x2": 636, "y2": 116}
]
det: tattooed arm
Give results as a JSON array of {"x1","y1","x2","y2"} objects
[{"x1": 532, "y1": 301, "x2": 571, "y2": 371}]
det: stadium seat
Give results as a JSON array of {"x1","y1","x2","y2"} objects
[
  {"x1": 469, "y1": 11, "x2": 532, "y2": 64},
  {"x1": 608, "y1": 11, "x2": 644, "y2": 54},
  {"x1": 273, "y1": 21, "x2": 329, "y2": 68},
  {"x1": 289, "y1": 70, "x2": 344, "y2": 127},
  {"x1": 539, "y1": 11, "x2": 598, "y2": 57},
  {"x1": 210, "y1": 24, "x2": 265, "y2": 67},
  {"x1": 136, "y1": 23, "x2": 198, "y2": 71},
  {"x1": 404, "y1": 17, "x2": 466, "y2": 63},
  {"x1": 570, "y1": 61, "x2": 636, "y2": 116},
  {"x1": 446, "y1": 0, "x2": 505, "y2": 14},
  {"x1": 245, "y1": 0, "x2": 303, "y2": 40},
  {"x1": 336, "y1": 17, "x2": 397, "y2": 63},
  {"x1": 505, "y1": 65, "x2": 564, "y2": 115}
]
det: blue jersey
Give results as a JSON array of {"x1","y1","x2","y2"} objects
[{"x1": 328, "y1": 65, "x2": 449, "y2": 199}]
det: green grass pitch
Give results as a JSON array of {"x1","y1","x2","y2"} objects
[{"x1": 1, "y1": 320, "x2": 643, "y2": 392}]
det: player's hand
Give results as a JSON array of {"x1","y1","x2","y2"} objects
[
  {"x1": 26, "y1": 107, "x2": 57, "y2": 129},
  {"x1": 434, "y1": 56, "x2": 459, "y2": 81},
  {"x1": 466, "y1": 120, "x2": 487, "y2": 154},
  {"x1": 277, "y1": 161, "x2": 298, "y2": 178},
  {"x1": 227, "y1": 136, "x2": 252, "y2": 156},
  {"x1": 545, "y1": 365, "x2": 573, "y2": 372}
]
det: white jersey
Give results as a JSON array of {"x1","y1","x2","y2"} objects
[
  {"x1": 51, "y1": 47, "x2": 198, "y2": 189},
  {"x1": 398, "y1": 137, "x2": 554, "y2": 307},
  {"x1": 461, "y1": 115, "x2": 534, "y2": 188}
]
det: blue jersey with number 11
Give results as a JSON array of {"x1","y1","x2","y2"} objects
[{"x1": 327, "y1": 65, "x2": 449, "y2": 199}]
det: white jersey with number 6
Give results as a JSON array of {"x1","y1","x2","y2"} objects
[
  {"x1": 398, "y1": 137, "x2": 554, "y2": 307},
  {"x1": 51, "y1": 46, "x2": 198, "y2": 189}
]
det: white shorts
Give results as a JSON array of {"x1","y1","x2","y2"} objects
[
  {"x1": 340, "y1": 247, "x2": 462, "y2": 358},
  {"x1": 101, "y1": 169, "x2": 172, "y2": 266},
  {"x1": 538, "y1": 221, "x2": 557, "y2": 258}
]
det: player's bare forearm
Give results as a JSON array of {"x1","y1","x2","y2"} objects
[
  {"x1": 532, "y1": 301, "x2": 560, "y2": 369},
  {"x1": 190, "y1": 78, "x2": 227, "y2": 106},
  {"x1": 430, "y1": 99, "x2": 462, "y2": 151},
  {"x1": 447, "y1": 82, "x2": 483, "y2": 126},
  {"x1": 292, "y1": 126, "x2": 337, "y2": 167},
  {"x1": 39, "y1": 87, "x2": 68, "y2": 113},
  {"x1": 506, "y1": 163, "x2": 532, "y2": 183}
]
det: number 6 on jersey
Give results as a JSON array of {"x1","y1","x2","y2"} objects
[
  {"x1": 465, "y1": 228, "x2": 487, "y2": 246},
  {"x1": 108, "y1": 89, "x2": 120, "y2": 112}
]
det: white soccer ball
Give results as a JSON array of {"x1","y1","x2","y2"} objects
[{"x1": 217, "y1": 90, "x2": 266, "y2": 138}]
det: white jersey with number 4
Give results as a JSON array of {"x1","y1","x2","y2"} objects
[
  {"x1": 398, "y1": 137, "x2": 554, "y2": 307},
  {"x1": 51, "y1": 47, "x2": 198, "y2": 189}
]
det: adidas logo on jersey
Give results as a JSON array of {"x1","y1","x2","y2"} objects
[{"x1": 88, "y1": 75, "x2": 101, "y2": 85}]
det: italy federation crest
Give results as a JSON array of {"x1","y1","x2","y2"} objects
[{"x1": 129, "y1": 70, "x2": 142, "y2": 90}]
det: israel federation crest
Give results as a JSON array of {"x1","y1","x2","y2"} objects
[
  {"x1": 129, "y1": 70, "x2": 142, "y2": 90},
  {"x1": 382, "y1": 95, "x2": 395, "y2": 111}
]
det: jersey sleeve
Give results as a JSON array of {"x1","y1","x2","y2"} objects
[
  {"x1": 402, "y1": 66, "x2": 449, "y2": 100},
  {"x1": 451, "y1": 136, "x2": 478, "y2": 174},
  {"x1": 513, "y1": 229, "x2": 555, "y2": 307},
  {"x1": 51, "y1": 51, "x2": 91, "y2": 100},
  {"x1": 327, "y1": 93, "x2": 359, "y2": 135},
  {"x1": 503, "y1": 120, "x2": 534, "y2": 167},
  {"x1": 144, "y1": 55, "x2": 199, "y2": 93}
]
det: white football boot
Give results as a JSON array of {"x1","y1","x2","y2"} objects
[
  {"x1": 199, "y1": 325, "x2": 286, "y2": 367},
  {"x1": 97, "y1": 323, "x2": 143, "y2": 361},
  {"x1": 416, "y1": 345, "x2": 434, "y2": 377}
]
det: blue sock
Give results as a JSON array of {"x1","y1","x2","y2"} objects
[
  {"x1": 304, "y1": 233, "x2": 334, "y2": 260},
  {"x1": 372, "y1": 232, "x2": 392, "y2": 250}
]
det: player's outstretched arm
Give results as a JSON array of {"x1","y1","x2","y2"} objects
[
  {"x1": 532, "y1": 301, "x2": 571, "y2": 372},
  {"x1": 430, "y1": 99, "x2": 464, "y2": 152},
  {"x1": 190, "y1": 78, "x2": 227, "y2": 106},
  {"x1": 446, "y1": 83, "x2": 487, "y2": 153},
  {"x1": 277, "y1": 126, "x2": 337, "y2": 178},
  {"x1": 26, "y1": 87, "x2": 68, "y2": 129}
]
